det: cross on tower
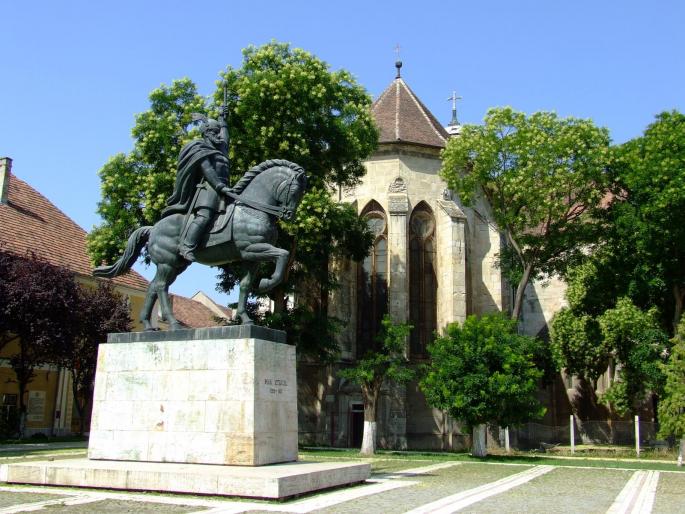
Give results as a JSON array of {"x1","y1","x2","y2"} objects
[
  {"x1": 447, "y1": 90, "x2": 462, "y2": 126},
  {"x1": 394, "y1": 44, "x2": 402, "y2": 78}
]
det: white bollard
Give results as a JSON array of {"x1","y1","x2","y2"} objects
[
  {"x1": 505, "y1": 426, "x2": 510, "y2": 453},
  {"x1": 570, "y1": 415, "x2": 575, "y2": 455},
  {"x1": 635, "y1": 415, "x2": 640, "y2": 458}
]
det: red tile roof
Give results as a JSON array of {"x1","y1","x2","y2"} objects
[
  {"x1": 372, "y1": 78, "x2": 449, "y2": 148},
  {"x1": 171, "y1": 294, "x2": 229, "y2": 328},
  {"x1": 0, "y1": 172, "x2": 149, "y2": 291}
]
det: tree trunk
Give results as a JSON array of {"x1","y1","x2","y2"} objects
[
  {"x1": 678, "y1": 437, "x2": 684, "y2": 467},
  {"x1": 472, "y1": 424, "x2": 487, "y2": 457},
  {"x1": 271, "y1": 286, "x2": 286, "y2": 314},
  {"x1": 71, "y1": 373, "x2": 88, "y2": 436},
  {"x1": 673, "y1": 284, "x2": 684, "y2": 335},
  {"x1": 360, "y1": 384, "x2": 380, "y2": 455},
  {"x1": 17, "y1": 377, "x2": 28, "y2": 439},
  {"x1": 511, "y1": 263, "x2": 535, "y2": 321}
]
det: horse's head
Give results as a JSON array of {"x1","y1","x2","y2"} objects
[
  {"x1": 233, "y1": 159, "x2": 307, "y2": 220},
  {"x1": 274, "y1": 165, "x2": 307, "y2": 221}
]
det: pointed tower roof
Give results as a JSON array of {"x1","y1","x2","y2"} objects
[{"x1": 372, "y1": 62, "x2": 449, "y2": 149}]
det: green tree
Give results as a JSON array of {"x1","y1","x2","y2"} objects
[
  {"x1": 658, "y1": 321, "x2": 685, "y2": 465},
  {"x1": 440, "y1": 107, "x2": 611, "y2": 320},
  {"x1": 421, "y1": 314, "x2": 545, "y2": 457},
  {"x1": 338, "y1": 316, "x2": 414, "y2": 455},
  {"x1": 611, "y1": 110, "x2": 685, "y2": 332},
  {"x1": 550, "y1": 307, "x2": 607, "y2": 382},
  {"x1": 598, "y1": 298, "x2": 669, "y2": 415},
  {"x1": 551, "y1": 291, "x2": 669, "y2": 416}
]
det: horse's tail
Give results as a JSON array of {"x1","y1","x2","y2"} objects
[{"x1": 93, "y1": 226, "x2": 151, "y2": 278}]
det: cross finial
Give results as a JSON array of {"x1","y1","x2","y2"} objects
[
  {"x1": 447, "y1": 90, "x2": 463, "y2": 126},
  {"x1": 394, "y1": 44, "x2": 402, "y2": 78}
]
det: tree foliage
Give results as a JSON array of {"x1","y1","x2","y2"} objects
[
  {"x1": 598, "y1": 298, "x2": 669, "y2": 415},
  {"x1": 610, "y1": 110, "x2": 685, "y2": 331},
  {"x1": 550, "y1": 307, "x2": 607, "y2": 381},
  {"x1": 339, "y1": 315, "x2": 414, "y2": 391},
  {"x1": 218, "y1": 42, "x2": 377, "y2": 190},
  {"x1": 421, "y1": 314, "x2": 545, "y2": 433},
  {"x1": 549, "y1": 111, "x2": 685, "y2": 416},
  {"x1": 0, "y1": 251, "x2": 81, "y2": 433},
  {"x1": 658, "y1": 321, "x2": 685, "y2": 439},
  {"x1": 440, "y1": 107, "x2": 611, "y2": 319},
  {"x1": 88, "y1": 79, "x2": 207, "y2": 264},
  {"x1": 551, "y1": 294, "x2": 669, "y2": 416},
  {"x1": 0, "y1": 251, "x2": 132, "y2": 435}
]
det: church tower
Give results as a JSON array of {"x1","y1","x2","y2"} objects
[{"x1": 325, "y1": 63, "x2": 507, "y2": 449}]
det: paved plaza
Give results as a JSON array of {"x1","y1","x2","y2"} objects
[{"x1": 0, "y1": 450, "x2": 683, "y2": 513}]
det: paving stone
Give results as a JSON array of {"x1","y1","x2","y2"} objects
[
  {"x1": 40, "y1": 499, "x2": 196, "y2": 513},
  {"x1": 0, "y1": 491, "x2": 69, "y2": 508},
  {"x1": 312, "y1": 463, "x2": 526, "y2": 514},
  {"x1": 468, "y1": 467, "x2": 633, "y2": 514},
  {"x1": 653, "y1": 472, "x2": 685, "y2": 514}
]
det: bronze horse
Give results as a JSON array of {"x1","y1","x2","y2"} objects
[{"x1": 94, "y1": 159, "x2": 307, "y2": 329}]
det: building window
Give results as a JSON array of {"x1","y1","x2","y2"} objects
[
  {"x1": 357, "y1": 201, "x2": 388, "y2": 355},
  {"x1": 409, "y1": 203, "x2": 437, "y2": 358},
  {"x1": 1, "y1": 394, "x2": 17, "y2": 423}
]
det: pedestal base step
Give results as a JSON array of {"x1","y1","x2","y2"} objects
[{"x1": 1, "y1": 459, "x2": 370, "y2": 499}]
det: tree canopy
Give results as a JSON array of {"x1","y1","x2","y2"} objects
[
  {"x1": 549, "y1": 110, "x2": 685, "y2": 416},
  {"x1": 610, "y1": 110, "x2": 685, "y2": 331},
  {"x1": 551, "y1": 288, "x2": 669, "y2": 416},
  {"x1": 658, "y1": 321, "x2": 685, "y2": 441},
  {"x1": 421, "y1": 314, "x2": 545, "y2": 432},
  {"x1": 440, "y1": 107, "x2": 611, "y2": 320}
]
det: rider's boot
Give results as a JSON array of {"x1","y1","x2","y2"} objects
[{"x1": 179, "y1": 213, "x2": 209, "y2": 262}]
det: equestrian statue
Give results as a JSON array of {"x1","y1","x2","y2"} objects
[{"x1": 94, "y1": 104, "x2": 307, "y2": 329}]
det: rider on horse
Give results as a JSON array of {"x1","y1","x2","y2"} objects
[{"x1": 162, "y1": 106, "x2": 232, "y2": 262}]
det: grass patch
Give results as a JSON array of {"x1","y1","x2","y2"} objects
[
  {"x1": 299, "y1": 447, "x2": 685, "y2": 473},
  {"x1": 0, "y1": 435, "x2": 87, "y2": 445},
  {"x1": 0, "y1": 448, "x2": 87, "y2": 463}
]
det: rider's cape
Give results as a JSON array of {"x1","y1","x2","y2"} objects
[{"x1": 161, "y1": 139, "x2": 228, "y2": 217}]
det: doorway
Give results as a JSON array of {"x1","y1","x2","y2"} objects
[{"x1": 349, "y1": 403, "x2": 364, "y2": 448}]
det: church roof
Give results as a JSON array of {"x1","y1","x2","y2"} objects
[
  {"x1": 0, "y1": 171, "x2": 149, "y2": 291},
  {"x1": 372, "y1": 72, "x2": 449, "y2": 149}
]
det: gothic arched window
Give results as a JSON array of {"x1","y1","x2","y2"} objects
[
  {"x1": 409, "y1": 202, "x2": 437, "y2": 357},
  {"x1": 357, "y1": 201, "x2": 388, "y2": 355}
]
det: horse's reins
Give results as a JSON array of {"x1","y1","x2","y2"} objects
[{"x1": 223, "y1": 189, "x2": 294, "y2": 220}]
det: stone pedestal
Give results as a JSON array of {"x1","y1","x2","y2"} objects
[
  {"x1": 1, "y1": 459, "x2": 370, "y2": 499},
  {"x1": 2, "y1": 326, "x2": 371, "y2": 498},
  {"x1": 88, "y1": 325, "x2": 297, "y2": 466}
]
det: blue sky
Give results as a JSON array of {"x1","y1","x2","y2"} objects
[{"x1": 2, "y1": 1, "x2": 683, "y2": 306}]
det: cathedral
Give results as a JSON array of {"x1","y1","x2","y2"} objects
[{"x1": 297, "y1": 63, "x2": 569, "y2": 450}]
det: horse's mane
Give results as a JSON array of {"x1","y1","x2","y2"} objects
[{"x1": 231, "y1": 159, "x2": 304, "y2": 194}]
